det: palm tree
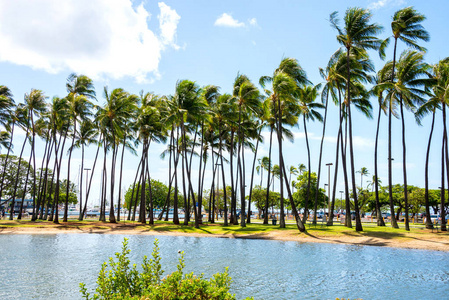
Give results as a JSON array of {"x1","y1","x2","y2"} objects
[
  {"x1": 319, "y1": 49, "x2": 350, "y2": 226},
  {"x1": 288, "y1": 166, "x2": 299, "y2": 191},
  {"x1": 63, "y1": 94, "x2": 92, "y2": 221},
  {"x1": 330, "y1": 7, "x2": 383, "y2": 231},
  {"x1": 298, "y1": 163, "x2": 306, "y2": 175},
  {"x1": 212, "y1": 93, "x2": 236, "y2": 226},
  {"x1": 134, "y1": 93, "x2": 166, "y2": 225},
  {"x1": 421, "y1": 60, "x2": 449, "y2": 231},
  {"x1": 384, "y1": 7, "x2": 429, "y2": 229},
  {"x1": 260, "y1": 63, "x2": 298, "y2": 228},
  {"x1": 371, "y1": 64, "x2": 391, "y2": 226},
  {"x1": 256, "y1": 157, "x2": 269, "y2": 188},
  {"x1": 96, "y1": 87, "x2": 135, "y2": 223},
  {"x1": 24, "y1": 89, "x2": 47, "y2": 216},
  {"x1": 196, "y1": 86, "x2": 216, "y2": 225},
  {"x1": 297, "y1": 84, "x2": 324, "y2": 224},
  {"x1": 377, "y1": 50, "x2": 432, "y2": 231},
  {"x1": 0, "y1": 86, "x2": 15, "y2": 203},
  {"x1": 233, "y1": 74, "x2": 261, "y2": 227},
  {"x1": 416, "y1": 96, "x2": 438, "y2": 229},
  {"x1": 357, "y1": 167, "x2": 369, "y2": 190},
  {"x1": 170, "y1": 80, "x2": 207, "y2": 227},
  {"x1": 72, "y1": 119, "x2": 98, "y2": 220},
  {"x1": 63, "y1": 74, "x2": 95, "y2": 221},
  {"x1": 49, "y1": 97, "x2": 70, "y2": 223}
]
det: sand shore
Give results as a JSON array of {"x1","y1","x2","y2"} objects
[{"x1": 1, "y1": 221, "x2": 448, "y2": 252}]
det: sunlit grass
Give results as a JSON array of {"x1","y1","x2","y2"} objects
[{"x1": 1, "y1": 218, "x2": 447, "y2": 241}]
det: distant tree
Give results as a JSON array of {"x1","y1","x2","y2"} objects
[
  {"x1": 249, "y1": 185, "x2": 280, "y2": 217},
  {"x1": 0, "y1": 154, "x2": 34, "y2": 201},
  {"x1": 124, "y1": 179, "x2": 183, "y2": 212},
  {"x1": 292, "y1": 171, "x2": 327, "y2": 214}
]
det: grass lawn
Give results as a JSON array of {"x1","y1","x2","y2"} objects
[{"x1": 1, "y1": 218, "x2": 447, "y2": 242}]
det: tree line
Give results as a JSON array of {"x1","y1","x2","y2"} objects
[{"x1": 0, "y1": 6, "x2": 448, "y2": 232}]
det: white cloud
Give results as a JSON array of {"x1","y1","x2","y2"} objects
[
  {"x1": 158, "y1": 2, "x2": 181, "y2": 49},
  {"x1": 368, "y1": 0, "x2": 405, "y2": 10},
  {"x1": 214, "y1": 13, "x2": 257, "y2": 28},
  {"x1": 214, "y1": 13, "x2": 245, "y2": 28},
  {"x1": 0, "y1": 0, "x2": 181, "y2": 83},
  {"x1": 249, "y1": 18, "x2": 258, "y2": 26}
]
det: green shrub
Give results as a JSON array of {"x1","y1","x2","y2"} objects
[{"x1": 80, "y1": 238, "x2": 252, "y2": 300}]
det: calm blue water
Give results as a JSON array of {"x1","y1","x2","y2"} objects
[{"x1": 0, "y1": 234, "x2": 448, "y2": 299}]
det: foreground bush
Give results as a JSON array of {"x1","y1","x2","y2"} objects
[{"x1": 80, "y1": 238, "x2": 252, "y2": 300}]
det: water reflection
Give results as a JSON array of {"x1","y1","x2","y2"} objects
[{"x1": 0, "y1": 234, "x2": 448, "y2": 299}]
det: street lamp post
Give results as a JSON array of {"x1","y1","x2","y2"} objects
[
  {"x1": 215, "y1": 163, "x2": 221, "y2": 222},
  {"x1": 84, "y1": 168, "x2": 91, "y2": 217},
  {"x1": 339, "y1": 190, "x2": 344, "y2": 213},
  {"x1": 325, "y1": 163, "x2": 333, "y2": 216},
  {"x1": 324, "y1": 184, "x2": 328, "y2": 215}
]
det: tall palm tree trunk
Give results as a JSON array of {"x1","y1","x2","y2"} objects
[
  {"x1": 109, "y1": 128, "x2": 117, "y2": 223},
  {"x1": 117, "y1": 137, "x2": 126, "y2": 222},
  {"x1": 388, "y1": 38, "x2": 400, "y2": 229},
  {"x1": 39, "y1": 137, "x2": 54, "y2": 219},
  {"x1": 441, "y1": 104, "x2": 448, "y2": 231},
  {"x1": 280, "y1": 153, "x2": 306, "y2": 232},
  {"x1": 315, "y1": 91, "x2": 329, "y2": 224},
  {"x1": 18, "y1": 147, "x2": 34, "y2": 219},
  {"x1": 145, "y1": 143, "x2": 154, "y2": 225},
  {"x1": 277, "y1": 98, "x2": 285, "y2": 228},
  {"x1": 304, "y1": 116, "x2": 313, "y2": 225},
  {"x1": 387, "y1": 100, "x2": 399, "y2": 227},
  {"x1": 139, "y1": 141, "x2": 147, "y2": 224},
  {"x1": 50, "y1": 126, "x2": 67, "y2": 224},
  {"x1": 127, "y1": 159, "x2": 142, "y2": 221},
  {"x1": 374, "y1": 99, "x2": 386, "y2": 226},
  {"x1": 79, "y1": 144, "x2": 85, "y2": 220},
  {"x1": 247, "y1": 127, "x2": 262, "y2": 224},
  {"x1": 64, "y1": 121, "x2": 76, "y2": 222},
  {"x1": 131, "y1": 176, "x2": 142, "y2": 222},
  {"x1": 341, "y1": 107, "x2": 352, "y2": 228},
  {"x1": 237, "y1": 105, "x2": 246, "y2": 227},
  {"x1": 0, "y1": 120, "x2": 15, "y2": 201},
  {"x1": 181, "y1": 140, "x2": 188, "y2": 223},
  {"x1": 219, "y1": 128, "x2": 229, "y2": 226},
  {"x1": 264, "y1": 128, "x2": 274, "y2": 224},
  {"x1": 328, "y1": 94, "x2": 343, "y2": 226},
  {"x1": 346, "y1": 49, "x2": 363, "y2": 232},
  {"x1": 229, "y1": 131, "x2": 237, "y2": 224},
  {"x1": 441, "y1": 134, "x2": 446, "y2": 230},
  {"x1": 17, "y1": 148, "x2": 34, "y2": 220},
  {"x1": 32, "y1": 136, "x2": 50, "y2": 221},
  {"x1": 159, "y1": 126, "x2": 175, "y2": 221},
  {"x1": 209, "y1": 144, "x2": 215, "y2": 223},
  {"x1": 173, "y1": 128, "x2": 180, "y2": 225},
  {"x1": 424, "y1": 110, "x2": 435, "y2": 229},
  {"x1": 399, "y1": 98, "x2": 410, "y2": 231},
  {"x1": 29, "y1": 112, "x2": 38, "y2": 220},
  {"x1": 81, "y1": 135, "x2": 102, "y2": 220},
  {"x1": 196, "y1": 123, "x2": 204, "y2": 226},
  {"x1": 10, "y1": 126, "x2": 30, "y2": 220},
  {"x1": 99, "y1": 137, "x2": 107, "y2": 222}
]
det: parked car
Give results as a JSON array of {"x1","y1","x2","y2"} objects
[{"x1": 428, "y1": 214, "x2": 441, "y2": 223}]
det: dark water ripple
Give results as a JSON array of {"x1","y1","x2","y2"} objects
[{"x1": 0, "y1": 234, "x2": 448, "y2": 299}]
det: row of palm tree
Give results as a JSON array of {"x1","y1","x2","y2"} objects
[{"x1": 0, "y1": 6, "x2": 448, "y2": 233}]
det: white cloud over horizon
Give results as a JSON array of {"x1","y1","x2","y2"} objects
[
  {"x1": 0, "y1": 0, "x2": 181, "y2": 83},
  {"x1": 214, "y1": 13, "x2": 257, "y2": 28},
  {"x1": 368, "y1": 0, "x2": 406, "y2": 10}
]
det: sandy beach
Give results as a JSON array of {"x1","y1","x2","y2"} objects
[{"x1": 1, "y1": 220, "x2": 448, "y2": 252}]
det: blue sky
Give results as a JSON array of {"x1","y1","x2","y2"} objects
[{"x1": 0, "y1": 0, "x2": 448, "y2": 207}]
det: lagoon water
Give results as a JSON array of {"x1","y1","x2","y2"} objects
[{"x1": 0, "y1": 234, "x2": 448, "y2": 299}]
